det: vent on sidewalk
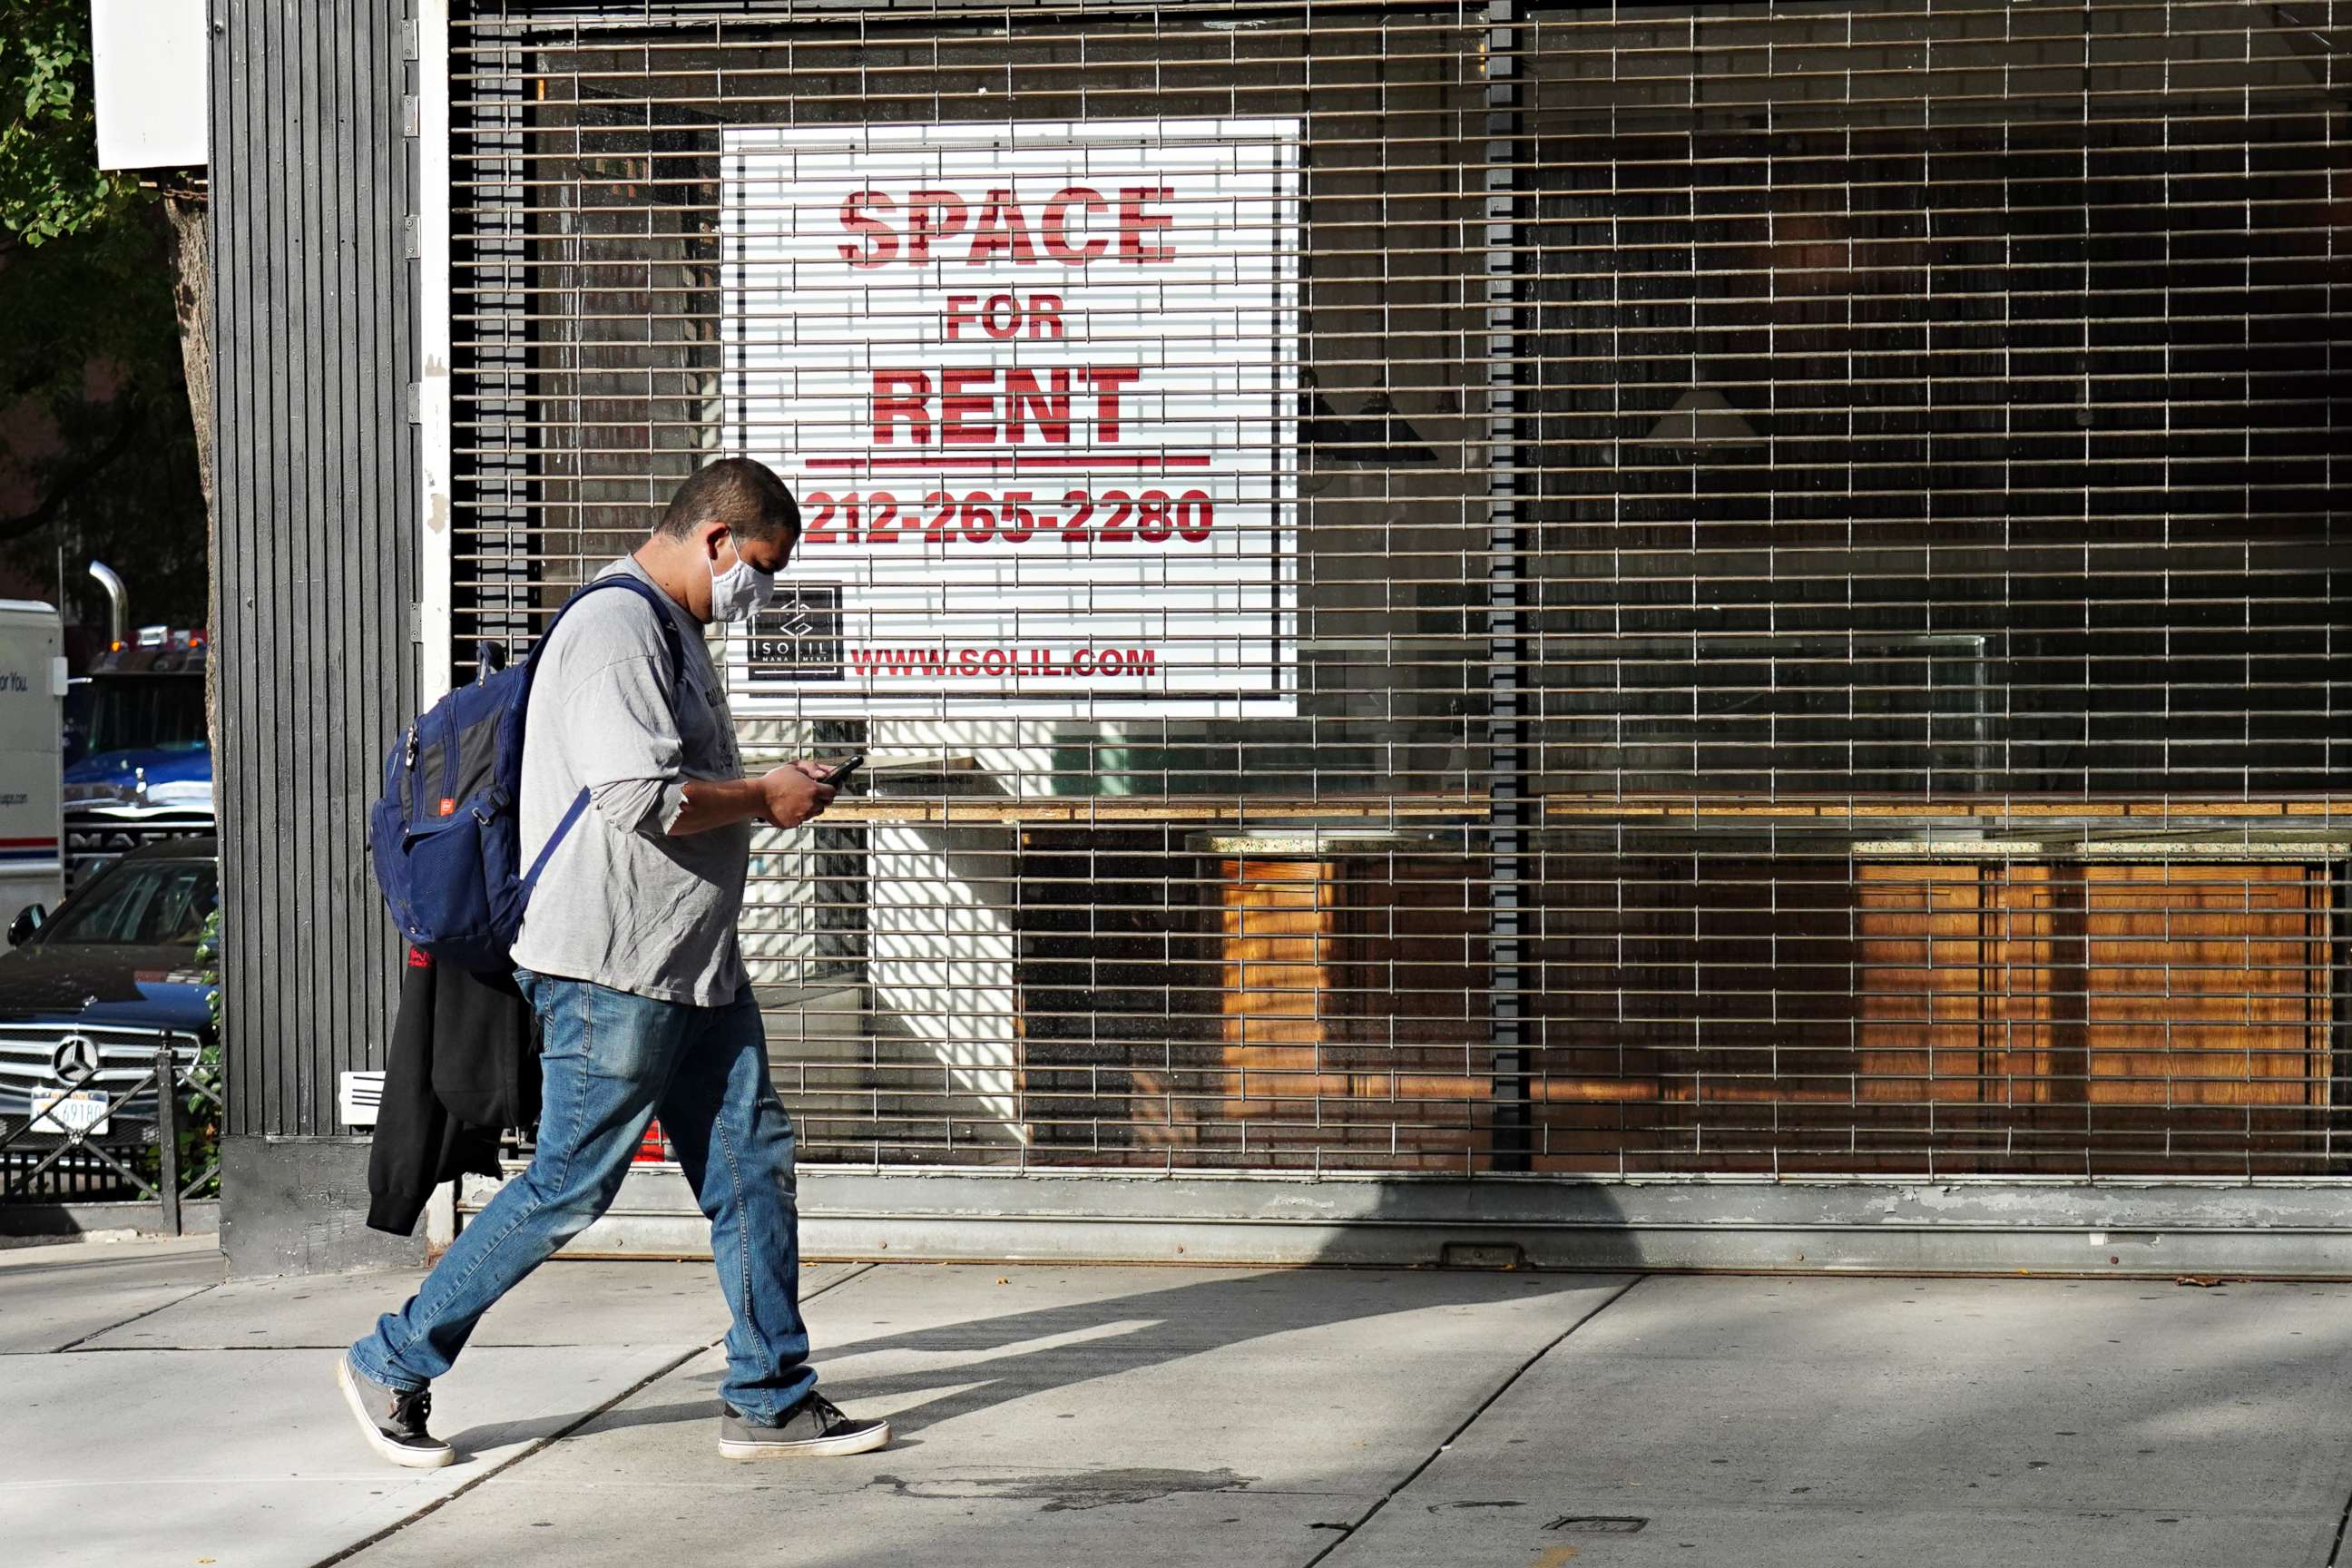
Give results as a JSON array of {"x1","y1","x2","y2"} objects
[{"x1": 1440, "y1": 1241, "x2": 1526, "y2": 1271}]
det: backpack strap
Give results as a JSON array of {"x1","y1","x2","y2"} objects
[
  {"x1": 524, "y1": 571, "x2": 691, "y2": 718},
  {"x1": 510, "y1": 573, "x2": 696, "y2": 901},
  {"x1": 567, "y1": 573, "x2": 690, "y2": 699}
]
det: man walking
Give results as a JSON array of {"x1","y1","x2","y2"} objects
[{"x1": 338, "y1": 458, "x2": 889, "y2": 1466}]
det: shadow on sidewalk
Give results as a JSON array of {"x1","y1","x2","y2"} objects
[{"x1": 446, "y1": 1256, "x2": 1627, "y2": 1453}]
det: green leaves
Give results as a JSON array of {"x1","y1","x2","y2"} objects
[
  {"x1": 196, "y1": 906, "x2": 221, "y2": 1034},
  {"x1": 173, "y1": 905, "x2": 224, "y2": 1199},
  {"x1": 0, "y1": 0, "x2": 142, "y2": 246}
]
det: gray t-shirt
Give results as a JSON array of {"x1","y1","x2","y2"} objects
[{"x1": 509, "y1": 556, "x2": 751, "y2": 1005}]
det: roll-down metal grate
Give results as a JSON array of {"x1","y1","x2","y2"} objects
[{"x1": 446, "y1": 2, "x2": 2349, "y2": 1179}]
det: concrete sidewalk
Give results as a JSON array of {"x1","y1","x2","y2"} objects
[{"x1": 5, "y1": 1238, "x2": 2352, "y2": 1566}]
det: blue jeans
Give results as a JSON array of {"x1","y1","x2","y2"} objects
[{"x1": 348, "y1": 971, "x2": 818, "y2": 1423}]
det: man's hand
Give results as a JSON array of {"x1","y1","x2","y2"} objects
[
  {"x1": 757, "y1": 764, "x2": 835, "y2": 829},
  {"x1": 790, "y1": 759, "x2": 838, "y2": 783},
  {"x1": 671, "y1": 766, "x2": 838, "y2": 836}
]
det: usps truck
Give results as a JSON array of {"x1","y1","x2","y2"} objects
[{"x1": 0, "y1": 603, "x2": 65, "y2": 936}]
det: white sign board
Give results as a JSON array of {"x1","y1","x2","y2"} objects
[
  {"x1": 338, "y1": 1070, "x2": 384, "y2": 1128},
  {"x1": 91, "y1": 0, "x2": 210, "y2": 171},
  {"x1": 722, "y1": 118, "x2": 1299, "y2": 716}
]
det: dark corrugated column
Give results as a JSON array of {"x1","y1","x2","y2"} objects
[{"x1": 213, "y1": 0, "x2": 424, "y2": 1274}]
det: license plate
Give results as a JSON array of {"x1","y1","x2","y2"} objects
[{"x1": 31, "y1": 1089, "x2": 110, "y2": 1137}]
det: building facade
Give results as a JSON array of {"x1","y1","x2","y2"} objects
[{"x1": 218, "y1": 0, "x2": 2349, "y2": 1274}]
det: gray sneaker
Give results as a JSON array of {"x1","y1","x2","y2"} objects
[
  {"x1": 336, "y1": 1355, "x2": 456, "y2": 1469},
  {"x1": 718, "y1": 1391, "x2": 890, "y2": 1460}
]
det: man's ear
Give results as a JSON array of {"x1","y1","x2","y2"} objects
[{"x1": 697, "y1": 519, "x2": 730, "y2": 563}]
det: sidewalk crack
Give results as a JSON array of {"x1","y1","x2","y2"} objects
[
  {"x1": 1298, "y1": 1273, "x2": 1648, "y2": 1568},
  {"x1": 53, "y1": 1279, "x2": 224, "y2": 1353}
]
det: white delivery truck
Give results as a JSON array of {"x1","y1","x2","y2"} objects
[{"x1": 0, "y1": 602, "x2": 65, "y2": 938}]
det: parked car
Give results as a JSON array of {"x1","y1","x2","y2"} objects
[{"x1": 0, "y1": 837, "x2": 217, "y2": 1133}]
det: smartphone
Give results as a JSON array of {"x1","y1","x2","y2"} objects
[{"x1": 823, "y1": 753, "x2": 867, "y2": 788}]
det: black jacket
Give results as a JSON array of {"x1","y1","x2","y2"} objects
[{"x1": 365, "y1": 948, "x2": 539, "y2": 1236}]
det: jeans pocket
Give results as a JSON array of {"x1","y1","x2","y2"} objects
[{"x1": 581, "y1": 983, "x2": 676, "y2": 1081}]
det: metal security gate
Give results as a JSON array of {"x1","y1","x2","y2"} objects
[{"x1": 432, "y1": 2, "x2": 2350, "y2": 1264}]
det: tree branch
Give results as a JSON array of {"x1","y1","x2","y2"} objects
[{"x1": 0, "y1": 396, "x2": 149, "y2": 545}]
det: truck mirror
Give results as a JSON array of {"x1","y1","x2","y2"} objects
[{"x1": 7, "y1": 905, "x2": 45, "y2": 947}]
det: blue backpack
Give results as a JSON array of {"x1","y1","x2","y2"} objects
[{"x1": 368, "y1": 574, "x2": 684, "y2": 971}]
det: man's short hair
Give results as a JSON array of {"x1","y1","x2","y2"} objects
[{"x1": 655, "y1": 457, "x2": 800, "y2": 545}]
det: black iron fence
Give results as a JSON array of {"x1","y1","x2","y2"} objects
[{"x1": 0, "y1": 1040, "x2": 220, "y2": 1233}]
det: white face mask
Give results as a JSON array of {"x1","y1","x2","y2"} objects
[{"x1": 708, "y1": 539, "x2": 777, "y2": 623}]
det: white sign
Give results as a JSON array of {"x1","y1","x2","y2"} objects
[
  {"x1": 32, "y1": 1089, "x2": 109, "y2": 1137},
  {"x1": 338, "y1": 1070, "x2": 384, "y2": 1129},
  {"x1": 721, "y1": 118, "x2": 1300, "y2": 716},
  {"x1": 91, "y1": 0, "x2": 210, "y2": 171}
]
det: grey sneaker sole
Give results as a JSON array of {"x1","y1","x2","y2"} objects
[
  {"x1": 718, "y1": 1417, "x2": 891, "y2": 1461},
  {"x1": 336, "y1": 1357, "x2": 456, "y2": 1470}
]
